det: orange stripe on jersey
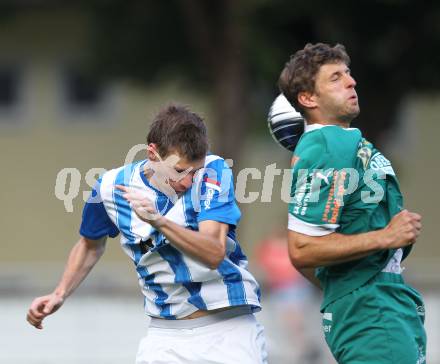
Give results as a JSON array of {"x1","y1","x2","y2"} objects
[
  {"x1": 322, "y1": 171, "x2": 337, "y2": 223},
  {"x1": 204, "y1": 177, "x2": 220, "y2": 186},
  {"x1": 329, "y1": 171, "x2": 347, "y2": 224}
]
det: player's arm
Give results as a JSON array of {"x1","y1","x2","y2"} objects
[
  {"x1": 155, "y1": 219, "x2": 228, "y2": 269},
  {"x1": 288, "y1": 209, "x2": 421, "y2": 269},
  {"x1": 27, "y1": 236, "x2": 107, "y2": 329},
  {"x1": 50, "y1": 236, "x2": 107, "y2": 299},
  {"x1": 117, "y1": 185, "x2": 227, "y2": 268},
  {"x1": 27, "y1": 177, "x2": 117, "y2": 329}
]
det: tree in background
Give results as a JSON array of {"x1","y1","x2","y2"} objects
[{"x1": 83, "y1": 0, "x2": 440, "y2": 161}]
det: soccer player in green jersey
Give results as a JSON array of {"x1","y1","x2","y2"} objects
[{"x1": 278, "y1": 43, "x2": 426, "y2": 364}]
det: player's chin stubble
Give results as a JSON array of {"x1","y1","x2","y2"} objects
[{"x1": 341, "y1": 103, "x2": 360, "y2": 123}]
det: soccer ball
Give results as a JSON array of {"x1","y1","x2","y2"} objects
[{"x1": 267, "y1": 94, "x2": 304, "y2": 151}]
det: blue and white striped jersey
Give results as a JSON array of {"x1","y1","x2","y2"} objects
[{"x1": 80, "y1": 155, "x2": 261, "y2": 319}]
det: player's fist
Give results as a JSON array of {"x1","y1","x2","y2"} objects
[
  {"x1": 26, "y1": 292, "x2": 64, "y2": 329},
  {"x1": 116, "y1": 185, "x2": 165, "y2": 227},
  {"x1": 381, "y1": 210, "x2": 422, "y2": 249}
]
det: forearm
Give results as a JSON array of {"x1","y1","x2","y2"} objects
[
  {"x1": 157, "y1": 218, "x2": 226, "y2": 269},
  {"x1": 297, "y1": 267, "x2": 322, "y2": 289},
  {"x1": 54, "y1": 236, "x2": 106, "y2": 299},
  {"x1": 289, "y1": 229, "x2": 384, "y2": 269}
]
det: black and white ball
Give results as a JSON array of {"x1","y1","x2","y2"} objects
[{"x1": 267, "y1": 94, "x2": 304, "y2": 151}]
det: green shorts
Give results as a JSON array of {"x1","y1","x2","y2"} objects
[{"x1": 322, "y1": 272, "x2": 426, "y2": 364}]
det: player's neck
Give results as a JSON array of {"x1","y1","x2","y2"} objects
[
  {"x1": 305, "y1": 111, "x2": 351, "y2": 128},
  {"x1": 306, "y1": 115, "x2": 350, "y2": 128},
  {"x1": 308, "y1": 120, "x2": 350, "y2": 128}
]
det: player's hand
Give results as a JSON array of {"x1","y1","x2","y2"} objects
[
  {"x1": 26, "y1": 293, "x2": 64, "y2": 330},
  {"x1": 381, "y1": 210, "x2": 422, "y2": 249},
  {"x1": 115, "y1": 185, "x2": 166, "y2": 227}
]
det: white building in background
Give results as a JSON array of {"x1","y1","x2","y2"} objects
[{"x1": 0, "y1": 6, "x2": 438, "y2": 364}]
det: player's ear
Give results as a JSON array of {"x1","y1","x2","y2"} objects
[
  {"x1": 147, "y1": 143, "x2": 160, "y2": 161},
  {"x1": 298, "y1": 91, "x2": 317, "y2": 110}
]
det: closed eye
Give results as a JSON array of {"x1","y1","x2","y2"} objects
[{"x1": 331, "y1": 68, "x2": 351, "y2": 81}]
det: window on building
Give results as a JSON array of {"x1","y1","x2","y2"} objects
[
  {"x1": 0, "y1": 68, "x2": 19, "y2": 107},
  {"x1": 57, "y1": 64, "x2": 116, "y2": 124},
  {"x1": 59, "y1": 66, "x2": 111, "y2": 118},
  {"x1": 0, "y1": 66, "x2": 22, "y2": 124},
  {"x1": 64, "y1": 68, "x2": 103, "y2": 108}
]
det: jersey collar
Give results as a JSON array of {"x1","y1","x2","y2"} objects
[
  {"x1": 304, "y1": 123, "x2": 330, "y2": 133},
  {"x1": 305, "y1": 123, "x2": 358, "y2": 133}
]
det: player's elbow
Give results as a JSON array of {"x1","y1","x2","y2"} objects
[
  {"x1": 288, "y1": 248, "x2": 314, "y2": 269},
  {"x1": 207, "y1": 258, "x2": 222, "y2": 270},
  {"x1": 206, "y1": 254, "x2": 224, "y2": 269},
  {"x1": 81, "y1": 236, "x2": 107, "y2": 258},
  {"x1": 207, "y1": 243, "x2": 226, "y2": 270},
  {"x1": 288, "y1": 233, "x2": 317, "y2": 269}
]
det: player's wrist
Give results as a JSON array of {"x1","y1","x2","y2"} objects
[
  {"x1": 151, "y1": 215, "x2": 167, "y2": 229},
  {"x1": 372, "y1": 229, "x2": 392, "y2": 250},
  {"x1": 53, "y1": 288, "x2": 67, "y2": 300}
]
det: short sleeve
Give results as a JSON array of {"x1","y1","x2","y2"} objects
[
  {"x1": 79, "y1": 178, "x2": 119, "y2": 239},
  {"x1": 195, "y1": 158, "x2": 241, "y2": 226},
  {"x1": 288, "y1": 142, "x2": 350, "y2": 235}
]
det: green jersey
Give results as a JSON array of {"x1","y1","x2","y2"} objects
[{"x1": 288, "y1": 124, "x2": 410, "y2": 310}]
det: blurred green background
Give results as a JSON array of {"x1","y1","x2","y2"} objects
[{"x1": 1, "y1": 2, "x2": 439, "y2": 363}]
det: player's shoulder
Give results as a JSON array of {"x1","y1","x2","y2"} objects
[
  {"x1": 204, "y1": 154, "x2": 230, "y2": 171},
  {"x1": 100, "y1": 161, "x2": 143, "y2": 189},
  {"x1": 200, "y1": 154, "x2": 234, "y2": 191},
  {"x1": 295, "y1": 128, "x2": 327, "y2": 160}
]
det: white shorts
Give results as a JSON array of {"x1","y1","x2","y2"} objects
[{"x1": 136, "y1": 307, "x2": 268, "y2": 364}]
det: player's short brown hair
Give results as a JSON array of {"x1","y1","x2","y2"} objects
[
  {"x1": 147, "y1": 104, "x2": 208, "y2": 161},
  {"x1": 278, "y1": 43, "x2": 350, "y2": 115}
]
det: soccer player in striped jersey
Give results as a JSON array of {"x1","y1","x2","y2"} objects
[{"x1": 27, "y1": 104, "x2": 267, "y2": 364}]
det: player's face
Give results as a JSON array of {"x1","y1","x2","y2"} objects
[
  {"x1": 168, "y1": 156, "x2": 205, "y2": 194},
  {"x1": 146, "y1": 144, "x2": 205, "y2": 194},
  {"x1": 314, "y1": 62, "x2": 360, "y2": 123}
]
